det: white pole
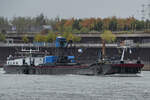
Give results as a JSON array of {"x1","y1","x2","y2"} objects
[{"x1": 121, "y1": 48, "x2": 125, "y2": 61}]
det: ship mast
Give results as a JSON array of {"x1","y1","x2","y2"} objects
[
  {"x1": 119, "y1": 40, "x2": 134, "y2": 62},
  {"x1": 102, "y1": 39, "x2": 105, "y2": 60},
  {"x1": 120, "y1": 46, "x2": 127, "y2": 62}
]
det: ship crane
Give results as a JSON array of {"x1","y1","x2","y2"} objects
[{"x1": 117, "y1": 40, "x2": 141, "y2": 64}]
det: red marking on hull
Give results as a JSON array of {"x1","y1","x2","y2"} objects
[
  {"x1": 112, "y1": 64, "x2": 144, "y2": 68},
  {"x1": 34, "y1": 65, "x2": 89, "y2": 69}
]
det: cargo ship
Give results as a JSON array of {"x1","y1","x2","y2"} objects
[
  {"x1": 3, "y1": 37, "x2": 101, "y2": 75},
  {"x1": 3, "y1": 37, "x2": 144, "y2": 75}
]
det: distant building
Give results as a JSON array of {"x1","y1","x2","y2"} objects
[{"x1": 42, "y1": 25, "x2": 52, "y2": 30}]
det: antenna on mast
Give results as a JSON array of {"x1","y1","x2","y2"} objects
[
  {"x1": 141, "y1": 4, "x2": 146, "y2": 20},
  {"x1": 148, "y1": 0, "x2": 150, "y2": 20}
]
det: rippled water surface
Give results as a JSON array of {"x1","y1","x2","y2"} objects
[{"x1": 0, "y1": 68, "x2": 150, "y2": 100}]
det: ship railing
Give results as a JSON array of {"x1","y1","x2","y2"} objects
[
  {"x1": 0, "y1": 43, "x2": 55, "y2": 47},
  {"x1": 0, "y1": 42, "x2": 150, "y2": 48}
]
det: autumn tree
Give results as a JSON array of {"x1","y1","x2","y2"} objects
[
  {"x1": 94, "y1": 18, "x2": 103, "y2": 31},
  {"x1": 0, "y1": 15, "x2": 149, "y2": 33},
  {"x1": 100, "y1": 30, "x2": 116, "y2": 59},
  {"x1": 145, "y1": 19, "x2": 150, "y2": 30},
  {"x1": 102, "y1": 18, "x2": 111, "y2": 30},
  {"x1": 124, "y1": 17, "x2": 136, "y2": 31},
  {"x1": 80, "y1": 18, "x2": 96, "y2": 31},
  {"x1": 62, "y1": 32, "x2": 71, "y2": 41},
  {"x1": 64, "y1": 18, "x2": 74, "y2": 27},
  {"x1": 56, "y1": 19, "x2": 66, "y2": 32},
  {"x1": 64, "y1": 26, "x2": 73, "y2": 33},
  {"x1": 0, "y1": 33, "x2": 5, "y2": 42},
  {"x1": 109, "y1": 17, "x2": 117, "y2": 31},
  {"x1": 80, "y1": 27, "x2": 90, "y2": 33},
  {"x1": 34, "y1": 34, "x2": 47, "y2": 42},
  {"x1": 22, "y1": 35, "x2": 29, "y2": 43},
  {"x1": 72, "y1": 19, "x2": 81, "y2": 30},
  {"x1": 79, "y1": 19, "x2": 90, "y2": 29},
  {"x1": 72, "y1": 35, "x2": 81, "y2": 42},
  {"x1": 46, "y1": 31, "x2": 57, "y2": 42},
  {"x1": 117, "y1": 18, "x2": 125, "y2": 31},
  {"x1": 62, "y1": 31, "x2": 81, "y2": 42},
  {"x1": 0, "y1": 17, "x2": 9, "y2": 32}
]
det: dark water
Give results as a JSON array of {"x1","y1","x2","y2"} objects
[{"x1": 0, "y1": 68, "x2": 150, "y2": 100}]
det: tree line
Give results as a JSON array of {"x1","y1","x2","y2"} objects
[
  {"x1": 21, "y1": 31, "x2": 81, "y2": 43},
  {"x1": 0, "y1": 14, "x2": 150, "y2": 33}
]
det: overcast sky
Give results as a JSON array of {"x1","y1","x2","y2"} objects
[{"x1": 0, "y1": 0, "x2": 149, "y2": 20}]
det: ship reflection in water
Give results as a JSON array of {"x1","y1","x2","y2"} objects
[{"x1": 0, "y1": 70, "x2": 150, "y2": 100}]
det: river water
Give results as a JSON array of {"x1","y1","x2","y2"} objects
[{"x1": 0, "y1": 68, "x2": 150, "y2": 100}]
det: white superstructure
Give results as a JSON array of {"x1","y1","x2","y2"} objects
[
  {"x1": 7, "y1": 58, "x2": 23, "y2": 66},
  {"x1": 6, "y1": 57, "x2": 44, "y2": 66}
]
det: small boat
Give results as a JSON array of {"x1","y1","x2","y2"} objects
[{"x1": 91, "y1": 42, "x2": 144, "y2": 75}]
